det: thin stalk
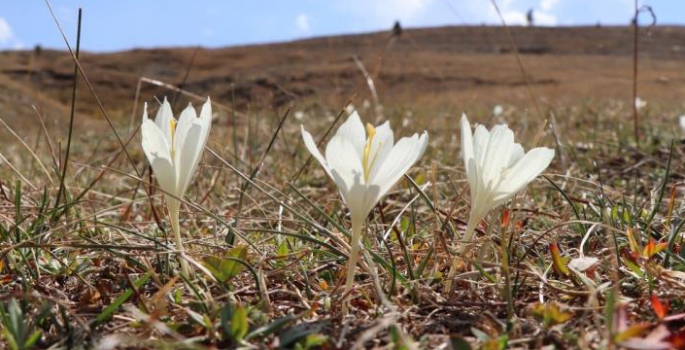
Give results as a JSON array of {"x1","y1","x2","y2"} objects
[
  {"x1": 168, "y1": 198, "x2": 190, "y2": 277},
  {"x1": 231, "y1": 84, "x2": 238, "y2": 167},
  {"x1": 54, "y1": 8, "x2": 81, "y2": 212},
  {"x1": 342, "y1": 217, "x2": 364, "y2": 315},
  {"x1": 500, "y1": 223, "x2": 514, "y2": 320},
  {"x1": 45, "y1": 0, "x2": 140, "y2": 178},
  {"x1": 171, "y1": 46, "x2": 199, "y2": 109},
  {"x1": 461, "y1": 214, "x2": 478, "y2": 251},
  {"x1": 632, "y1": 0, "x2": 640, "y2": 145},
  {"x1": 445, "y1": 216, "x2": 478, "y2": 293}
]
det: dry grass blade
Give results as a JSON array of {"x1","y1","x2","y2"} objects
[{"x1": 0, "y1": 117, "x2": 53, "y2": 182}]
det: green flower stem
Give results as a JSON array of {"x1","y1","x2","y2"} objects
[
  {"x1": 342, "y1": 217, "x2": 364, "y2": 315},
  {"x1": 168, "y1": 199, "x2": 190, "y2": 277}
]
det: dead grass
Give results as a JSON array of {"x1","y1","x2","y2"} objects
[
  {"x1": 2, "y1": 25, "x2": 685, "y2": 350},
  {"x1": 0, "y1": 92, "x2": 684, "y2": 349}
]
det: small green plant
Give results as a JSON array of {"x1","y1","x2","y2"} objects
[{"x1": 0, "y1": 299, "x2": 41, "y2": 350}]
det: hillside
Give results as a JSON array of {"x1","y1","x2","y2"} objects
[{"x1": 1, "y1": 25, "x2": 685, "y2": 129}]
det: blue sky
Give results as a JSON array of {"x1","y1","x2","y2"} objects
[{"x1": 0, "y1": 0, "x2": 681, "y2": 52}]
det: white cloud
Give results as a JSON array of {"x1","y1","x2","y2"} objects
[
  {"x1": 0, "y1": 17, "x2": 12, "y2": 44},
  {"x1": 540, "y1": 0, "x2": 560, "y2": 12},
  {"x1": 296, "y1": 13, "x2": 310, "y2": 31},
  {"x1": 487, "y1": 1, "x2": 557, "y2": 27},
  {"x1": 535, "y1": 11, "x2": 557, "y2": 26},
  {"x1": 386, "y1": 0, "x2": 433, "y2": 20},
  {"x1": 337, "y1": 0, "x2": 434, "y2": 26},
  {"x1": 500, "y1": 10, "x2": 528, "y2": 26}
]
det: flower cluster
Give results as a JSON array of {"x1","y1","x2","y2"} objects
[{"x1": 139, "y1": 98, "x2": 554, "y2": 313}]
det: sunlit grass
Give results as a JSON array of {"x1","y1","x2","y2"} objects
[{"x1": 1, "y1": 90, "x2": 684, "y2": 348}]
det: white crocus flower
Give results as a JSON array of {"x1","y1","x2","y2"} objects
[
  {"x1": 301, "y1": 111, "x2": 428, "y2": 314},
  {"x1": 635, "y1": 97, "x2": 647, "y2": 110},
  {"x1": 141, "y1": 97, "x2": 212, "y2": 276},
  {"x1": 679, "y1": 115, "x2": 685, "y2": 138},
  {"x1": 493, "y1": 105, "x2": 504, "y2": 117},
  {"x1": 460, "y1": 114, "x2": 554, "y2": 246}
]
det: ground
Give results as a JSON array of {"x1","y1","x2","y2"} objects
[{"x1": 0, "y1": 25, "x2": 685, "y2": 349}]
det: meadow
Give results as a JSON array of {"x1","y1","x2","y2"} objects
[{"x1": 1, "y1": 22, "x2": 685, "y2": 350}]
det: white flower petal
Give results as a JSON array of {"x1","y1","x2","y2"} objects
[
  {"x1": 198, "y1": 97, "x2": 213, "y2": 146},
  {"x1": 155, "y1": 97, "x2": 174, "y2": 144},
  {"x1": 141, "y1": 118, "x2": 177, "y2": 196},
  {"x1": 330, "y1": 170, "x2": 381, "y2": 225},
  {"x1": 301, "y1": 125, "x2": 333, "y2": 179},
  {"x1": 368, "y1": 121, "x2": 395, "y2": 180},
  {"x1": 371, "y1": 131, "x2": 428, "y2": 198},
  {"x1": 499, "y1": 147, "x2": 554, "y2": 196},
  {"x1": 481, "y1": 124, "x2": 514, "y2": 189},
  {"x1": 174, "y1": 103, "x2": 197, "y2": 162},
  {"x1": 325, "y1": 135, "x2": 364, "y2": 194},
  {"x1": 461, "y1": 114, "x2": 475, "y2": 181},
  {"x1": 334, "y1": 111, "x2": 366, "y2": 159},
  {"x1": 473, "y1": 124, "x2": 490, "y2": 171},
  {"x1": 141, "y1": 118, "x2": 171, "y2": 163},
  {"x1": 461, "y1": 115, "x2": 485, "y2": 213},
  {"x1": 509, "y1": 143, "x2": 525, "y2": 167},
  {"x1": 151, "y1": 157, "x2": 177, "y2": 201},
  {"x1": 176, "y1": 122, "x2": 205, "y2": 196}
]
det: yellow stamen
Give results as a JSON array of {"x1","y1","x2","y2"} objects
[
  {"x1": 170, "y1": 119, "x2": 177, "y2": 158},
  {"x1": 362, "y1": 123, "x2": 376, "y2": 181}
]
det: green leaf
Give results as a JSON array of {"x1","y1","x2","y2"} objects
[
  {"x1": 450, "y1": 336, "x2": 472, "y2": 350},
  {"x1": 496, "y1": 335, "x2": 509, "y2": 350},
  {"x1": 474, "y1": 263, "x2": 497, "y2": 283},
  {"x1": 23, "y1": 330, "x2": 41, "y2": 349},
  {"x1": 470, "y1": 328, "x2": 489, "y2": 342},
  {"x1": 186, "y1": 308, "x2": 206, "y2": 326},
  {"x1": 605, "y1": 289, "x2": 615, "y2": 337},
  {"x1": 278, "y1": 321, "x2": 326, "y2": 348},
  {"x1": 304, "y1": 334, "x2": 327, "y2": 349},
  {"x1": 231, "y1": 304, "x2": 248, "y2": 342},
  {"x1": 94, "y1": 273, "x2": 150, "y2": 325},
  {"x1": 245, "y1": 314, "x2": 298, "y2": 341},
  {"x1": 202, "y1": 245, "x2": 248, "y2": 282},
  {"x1": 276, "y1": 240, "x2": 289, "y2": 257},
  {"x1": 622, "y1": 208, "x2": 631, "y2": 225}
]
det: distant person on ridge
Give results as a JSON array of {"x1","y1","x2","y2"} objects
[
  {"x1": 527, "y1": 9, "x2": 534, "y2": 26},
  {"x1": 392, "y1": 21, "x2": 403, "y2": 37}
]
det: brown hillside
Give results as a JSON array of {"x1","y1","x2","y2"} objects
[{"x1": 1, "y1": 25, "x2": 685, "y2": 130}]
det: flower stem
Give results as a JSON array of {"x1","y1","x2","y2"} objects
[
  {"x1": 168, "y1": 199, "x2": 190, "y2": 277},
  {"x1": 342, "y1": 217, "x2": 364, "y2": 315},
  {"x1": 500, "y1": 227, "x2": 514, "y2": 320},
  {"x1": 445, "y1": 215, "x2": 478, "y2": 293},
  {"x1": 460, "y1": 213, "x2": 479, "y2": 254}
]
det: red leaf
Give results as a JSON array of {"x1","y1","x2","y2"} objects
[
  {"x1": 651, "y1": 294, "x2": 669, "y2": 320},
  {"x1": 643, "y1": 238, "x2": 667, "y2": 259},
  {"x1": 501, "y1": 208, "x2": 510, "y2": 229},
  {"x1": 667, "y1": 329, "x2": 685, "y2": 350}
]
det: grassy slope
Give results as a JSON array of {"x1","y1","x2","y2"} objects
[{"x1": 0, "y1": 26, "x2": 685, "y2": 349}]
